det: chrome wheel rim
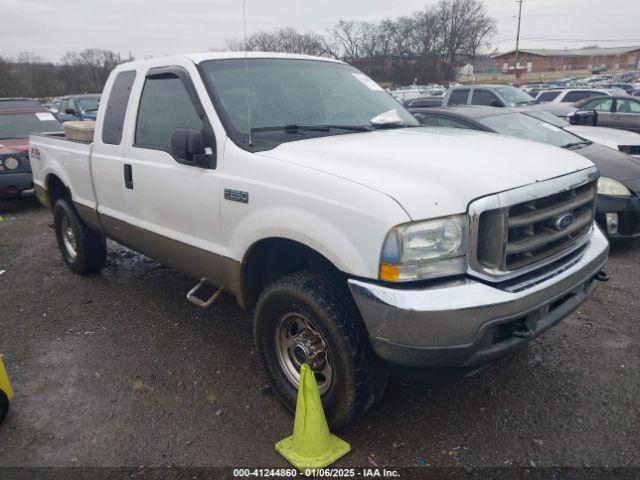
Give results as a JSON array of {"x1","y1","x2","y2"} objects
[
  {"x1": 61, "y1": 215, "x2": 78, "y2": 259},
  {"x1": 274, "y1": 312, "x2": 333, "y2": 395}
]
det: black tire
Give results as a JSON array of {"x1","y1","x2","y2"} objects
[
  {"x1": 254, "y1": 271, "x2": 388, "y2": 429},
  {"x1": 0, "y1": 390, "x2": 8, "y2": 424},
  {"x1": 54, "y1": 198, "x2": 106, "y2": 275}
]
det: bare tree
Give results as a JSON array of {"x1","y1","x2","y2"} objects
[{"x1": 227, "y1": 28, "x2": 329, "y2": 57}]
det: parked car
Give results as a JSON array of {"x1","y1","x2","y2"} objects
[
  {"x1": 442, "y1": 84, "x2": 537, "y2": 108},
  {"x1": 0, "y1": 99, "x2": 63, "y2": 199},
  {"x1": 0, "y1": 98, "x2": 43, "y2": 111},
  {"x1": 44, "y1": 98, "x2": 62, "y2": 114},
  {"x1": 406, "y1": 96, "x2": 444, "y2": 108},
  {"x1": 523, "y1": 108, "x2": 640, "y2": 159},
  {"x1": 390, "y1": 88, "x2": 429, "y2": 104},
  {"x1": 56, "y1": 94, "x2": 101, "y2": 122},
  {"x1": 409, "y1": 105, "x2": 640, "y2": 239},
  {"x1": 574, "y1": 96, "x2": 640, "y2": 133},
  {"x1": 31, "y1": 52, "x2": 609, "y2": 427},
  {"x1": 605, "y1": 83, "x2": 635, "y2": 94},
  {"x1": 535, "y1": 88, "x2": 625, "y2": 104}
]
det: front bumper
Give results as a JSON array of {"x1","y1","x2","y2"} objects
[
  {"x1": 0, "y1": 172, "x2": 33, "y2": 198},
  {"x1": 348, "y1": 227, "x2": 609, "y2": 368},
  {"x1": 597, "y1": 194, "x2": 640, "y2": 238}
]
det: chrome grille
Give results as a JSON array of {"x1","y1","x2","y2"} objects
[
  {"x1": 468, "y1": 168, "x2": 598, "y2": 281},
  {"x1": 505, "y1": 182, "x2": 595, "y2": 270}
]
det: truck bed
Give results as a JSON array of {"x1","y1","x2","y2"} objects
[{"x1": 30, "y1": 133, "x2": 97, "y2": 211}]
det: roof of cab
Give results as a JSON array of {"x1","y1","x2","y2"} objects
[{"x1": 120, "y1": 51, "x2": 343, "y2": 69}]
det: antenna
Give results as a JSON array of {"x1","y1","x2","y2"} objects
[{"x1": 243, "y1": 0, "x2": 253, "y2": 146}]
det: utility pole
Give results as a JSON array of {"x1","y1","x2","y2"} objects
[{"x1": 514, "y1": 0, "x2": 524, "y2": 80}]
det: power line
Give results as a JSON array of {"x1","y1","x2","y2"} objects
[{"x1": 514, "y1": 0, "x2": 523, "y2": 78}]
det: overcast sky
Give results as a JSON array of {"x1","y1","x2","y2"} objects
[{"x1": 2, "y1": 0, "x2": 639, "y2": 61}]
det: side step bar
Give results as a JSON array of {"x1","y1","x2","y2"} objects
[{"x1": 187, "y1": 279, "x2": 224, "y2": 309}]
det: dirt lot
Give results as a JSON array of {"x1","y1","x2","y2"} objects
[{"x1": 0, "y1": 195, "x2": 638, "y2": 471}]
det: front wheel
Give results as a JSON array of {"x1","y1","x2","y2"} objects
[{"x1": 254, "y1": 271, "x2": 388, "y2": 429}]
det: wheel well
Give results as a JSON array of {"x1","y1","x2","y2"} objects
[
  {"x1": 46, "y1": 174, "x2": 70, "y2": 207},
  {"x1": 241, "y1": 238, "x2": 342, "y2": 309}
]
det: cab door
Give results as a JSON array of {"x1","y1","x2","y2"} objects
[{"x1": 119, "y1": 64, "x2": 224, "y2": 263}]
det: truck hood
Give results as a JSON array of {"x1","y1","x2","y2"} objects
[
  {"x1": 566, "y1": 125, "x2": 640, "y2": 150},
  {"x1": 0, "y1": 138, "x2": 29, "y2": 155},
  {"x1": 259, "y1": 127, "x2": 594, "y2": 219}
]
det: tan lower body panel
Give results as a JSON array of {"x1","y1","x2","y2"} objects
[
  {"x1": 75, "y1": 203, "x2": 103, "y2": 233},
  {"x1": 99, "y1": 214, "x2": 243, "y2": 302},
  {"x1": 40, "y1": 182, "x2": 245, "y2": 306}
]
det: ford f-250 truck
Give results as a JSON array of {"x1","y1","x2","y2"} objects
[{"x1": 30, "y1": 53, "x2": 609, "y2": 428}]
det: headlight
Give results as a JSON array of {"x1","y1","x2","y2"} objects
[
  {"x1": 380, "y1": 215, "x2": 467, "y2": 282},
  {"x1": 598, "y1": 177, "x2": 632, "y2": 196},
  {"x1": 3, "y1": 157, "x2": 19, "y2": 170}
]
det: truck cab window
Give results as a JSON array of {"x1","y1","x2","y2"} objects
[
  {"x1": 448, "y1": 89, "x2": 470, "y2": 105},
  {"x1": 103, "y1": 71, "x2": 136, "y2": 145},
  {"x1": 471, "y1": 89, "x2": 501, "y2": 106},
  {"x1": 135, "y1": 75, "x2": 203, "y2": 151}
]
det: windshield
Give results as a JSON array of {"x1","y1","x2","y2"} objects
[
  {"x1": 200, "y1": 59, "x2": 418, "y2": 142},
  {"x1": 495, "y1": 86, "x2": 536, "y2": 106},
  {"x1": 481, "y1": 112, "x2": 584, "y2": 147},
  {"x1": 522, "y1": 109, "x2": 569, "y2": 127},
  {"x1": 0, "y1": 112, "x2": 63, "y2": 139},
  {"x1": 77, "y1": 96, "x2": 100, "y2": 112}
]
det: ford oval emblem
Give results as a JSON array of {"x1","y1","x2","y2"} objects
[{"x1": 555, "y1": 213, "x2": 575, "y2": 230}]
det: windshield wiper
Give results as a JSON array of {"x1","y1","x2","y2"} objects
[
  {"x1": 251, "y1": 124, "x2": 371, "y2": 134},
  {"x1": 562, "y1": 141, "x2": 592, "y2": 149}
]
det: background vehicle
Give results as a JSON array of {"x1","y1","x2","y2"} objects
[
  {"x1": 406, "y1": 96, "x2": 444, "y2": 108},
  {"x1": 56, "y1": 94, "x2": 101, "y2": 122},
  {"x1": 523, "y1": 108, "x2": 640, "y2": 159},
  {"x1": 0, "y1": 98, "x2": 43, "y2": 111},
  {"x1": 442, "y1": 85, "x2": 537, "y2": 107},
  {"x1": 0, "y1": 99, "x2": 63, "y2": 199},
  {"x1": 535, "y1": 88, "x2": 625, "y2": 104},
  {"x1": 605, "y1": 83, "x2": 635, "y2": 94},
  {"x1": 575, "y1": 96, "x2": 640, "y2": 133},
  {"x1": 409, "y1": 105, "x2": 640, "y2": 239},
  {"x1": 31, "y1": 53, "x2": 608, "y2": 427}
]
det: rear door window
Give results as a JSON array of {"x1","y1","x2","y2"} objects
[
  {"x1": 102, "y1": 71, "x2": 137, "y2": 145},
  {"x1": 448, "y1": 89, "x2": 470, "y2": 105},
  {"x1": 537, "y1": 91, "x2": 561, "y2": 102},
  {"x1": 563, "y1": 91, "x2": 600, "y2": 102}
]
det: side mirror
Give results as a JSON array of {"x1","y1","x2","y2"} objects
[
  {"x1": 65, "y1": 108, "x2": 76, "y2": 115},
  {"x1": 412, "y1": 112, "x2": 427, "y2": 124},
  {"x1": 489, "y1": 100, "x2": 504, "y2": 108},
  {"x1": 569, "y1": 110, "x2": 598, "y2": 126},
  {"x1": 171, "y1": 128, "x2": 216, "y2": 169}
]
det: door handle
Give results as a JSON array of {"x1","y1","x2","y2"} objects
[{"x1": 124, "y1": 164, "x2": 133, "y2": 189}]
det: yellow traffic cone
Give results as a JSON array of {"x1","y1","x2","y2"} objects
[
  {"x1": 0, "y1": 355, "x2": 13, "y2": 401},
  {"x1": 275, "y1": 364, "x2": 350, "y2": 472}
]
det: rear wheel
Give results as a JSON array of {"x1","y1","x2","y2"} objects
[
  {"x1": 254, "y1": 271, "x2": 388, "y2": 429},
  {"x1": 54, "y1": 198, "x2": 106, "y2": 275}
]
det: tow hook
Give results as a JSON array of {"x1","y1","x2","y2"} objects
[{"x1": 595, "y1": 271, "x2": 609, "y2": 282}]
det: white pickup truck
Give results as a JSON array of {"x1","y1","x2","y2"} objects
[{"x1": 31, "y1": 52, "x2": 609, "y2": 427}]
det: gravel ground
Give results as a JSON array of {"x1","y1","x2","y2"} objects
[{"x1": 0, "y1": 195, "x2": 638, "y2": 471}]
